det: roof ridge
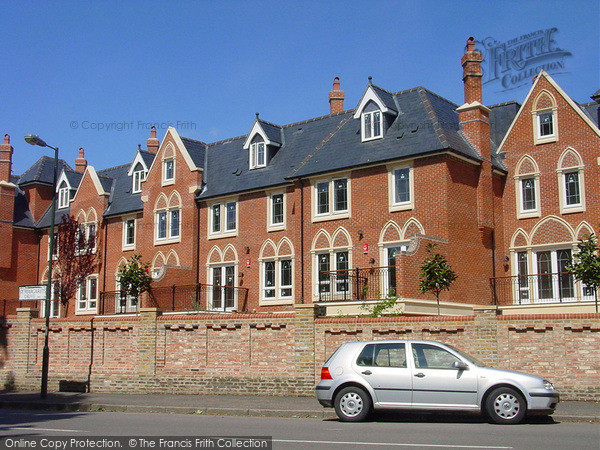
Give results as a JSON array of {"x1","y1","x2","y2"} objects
[
  {"x1": 418, "y1": 87, "x2": 459, "y2": 108},
  {"x1": 418, "y1": 89, "x2": 450, "y2": 148},
  {"x1": 97, "y1": 162, "x2": 131, "y2": 173},
  {"x1": 281, "y1": 109, "x2": 354, "y2": 129},
  {"x1": 579, "y1": 101, "x2": 598, "y2": 107},
  {"x1": 180, "y1": 136, "x2": 208, "y2": 146},
  {"x1": 370, "y1": 83, "x2": 395, "y2": 96},
  {"x1": 393, "y1": 86, "x2": 424, "y2": 96},
  {"x1": 488, "y1": 100, "x2": 521, "y2": 108},
  {"x1": 257, "y1": 118, "x2": 281, "y2": 129}
]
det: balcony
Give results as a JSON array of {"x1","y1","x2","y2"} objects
[
  {"x1": 490, "y1": 272, "x2": 596, "y2": 306},
  {"x1": 99, "y1": 283, "x2": 249, "y2": 315},
  {"x1": 317, "y1": 266, "x2": 396, "y2": 302}
]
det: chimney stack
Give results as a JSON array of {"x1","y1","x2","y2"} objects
[
  {"x1": 147, "y1": 126, "x2": 159, "y2": 153},
  {"x1": 0, "y1": 134, "x2": 13, "y2": 182},
  {"x1": 75, "y1": 147, "x2": 87, "y2": 173},
  {"x1": 329, "y1": 77, "x2": 345, "y2": 114},
  {"x1": 456, "y1": 37, "x2": 492, "y2": 231}
]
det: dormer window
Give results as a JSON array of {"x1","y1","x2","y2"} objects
[
  {"x1": 132, "y1": 163, "x2": 147, "y2": 194},
  {"x1": 58, "y1": 181, "x2": 69, "y2": 209},
  {"x1": 362, "y1": 110, "x2": 382, "y2": 141},
  {"x1": 250, "y1": 141, "x2": 266, "y2": 169}
]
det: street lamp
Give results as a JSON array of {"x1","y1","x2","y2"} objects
[{"x1": 24, "y1": 134, "x2": 59, "y2": 399}]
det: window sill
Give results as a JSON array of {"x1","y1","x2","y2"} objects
[
  {"x1": 517, "y1": 210, "x2": 541, "y2": 219},
  {"x1": 534, "y1": 135, "x2": 557, "y2": 145},
  {"x1": 259, "y1": 298, "x2": 294, "y2": 306},
  {"x1": 161, "y1": 179, "x2": 175, "y2": 187},
  {"x1": 208, "y1": 231, "x2": 238, "y2": 240},
  {"x1": 312, "y1": 212, "x2": 350, "y2": 223},
  {"x1": 560, "y1": 205, "x2": 585, "y2": 215},
  {"x1": 389, "y1": 202, "x2": 414, "y2": 213},
  {"x1": 361, "y1": 135, "x2": 383, "y2": 143},
  {"x1": 75, "y1": 309, "x2": 97, "y2": 316},
  {"x1": 154, "y1": 237, "x2": 181, "y2": 246},
  {"x1": 122, "y1": 245, "x2": 136, "y2": 252},
  {"x1": 267, "y1": 224, "x2": 286, "y2": 232}
]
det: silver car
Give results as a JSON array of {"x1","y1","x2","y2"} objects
[{"x1": 316, "y1": 340, "x2": 559, "y2": 424}]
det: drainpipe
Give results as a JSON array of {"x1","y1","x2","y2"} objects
[
  {"x1": 300, "y1": 179, "x2": 305, "y2": 304},
  {"x1": 195, "y1": 200, "x2": 200, "y2": 284}
]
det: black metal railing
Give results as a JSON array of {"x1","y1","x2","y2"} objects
[
  {"x1": 0, "y1": 299, "x2": 25, "y2": 317},
  {"x1": 318, "y1": 266, "x2": 396, "y2": 302},
  {"x1": 99, "y1": 284, "x2": 250, "y2": 315},
  {"x1": 490, "y1": 272, "x2": 595, "y2": 305}
]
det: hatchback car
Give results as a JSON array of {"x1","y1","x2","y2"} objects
[{"x1": 316, "y1": 340, "x2": 559, "y2": 424}]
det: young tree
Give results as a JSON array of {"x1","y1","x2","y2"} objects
[
  {"x1": 566, "y1": 234, "x2": 600, "y2": 313},
  {"x1": 117, "y1": 254, "x2": 153, "y2": 300},
  {"x1": 54, "y1": 215, "x2": 98, "y2": 316},
  {"x1": 419, "y1": 243, "x2": 457, "y2": 315}
]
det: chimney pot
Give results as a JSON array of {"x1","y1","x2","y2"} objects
[
  {"x1": 329, "y1": 76, "x2": 345, "y2": 114},
  {"x1": 75, "y1": 147, "x2": 87, "y2": 173},
  {"x1": 146, "y1": 126, "x2": 160, "y2": 153},
  {"x1": 0, "y1": 133, "x2": 13, "y2": 182},
  {"x1": 3, "y1": 134, "x2": 9, "y2": 145}
]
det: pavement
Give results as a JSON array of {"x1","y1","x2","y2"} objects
[{"x1": 0, "y1": 391, "x2": 598, "y2": 422}]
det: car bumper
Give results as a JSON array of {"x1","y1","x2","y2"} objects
[
  {"x1": 528, "y1": 392, "x2": 559, "y2": 414},
  {"x1": 316, "y1": 383, "x2": 333, "y2": 407}
]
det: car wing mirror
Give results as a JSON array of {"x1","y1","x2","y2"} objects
[{"x1": 452, "y1": 361, "x2": 469, "y2": 370}]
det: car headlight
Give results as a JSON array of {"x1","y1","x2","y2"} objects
[{"x1": 543, "y1": 380, "x2": 555, "y2": 390}]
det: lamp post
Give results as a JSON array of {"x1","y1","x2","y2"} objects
[{"x1": 25, "y1": 134, "x2": 59, "y2": 399}]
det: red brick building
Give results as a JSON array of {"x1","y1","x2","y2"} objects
[{"x1": 2, "y1": 37, "x2": 599, "y2": 318}]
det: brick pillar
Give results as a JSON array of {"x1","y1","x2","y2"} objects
[
  {"x1": 11, "y1": 308, "x2": 39, "y2": 388},
  {"x1": 138, "y1": 307, "x2": 160, "y2": 375},
  {"x1": 294, "y1": 304, "x2": 317, "y2": 394},
  {"x1": 473, "y1": 306, "x2": 499, "y2": 366}
]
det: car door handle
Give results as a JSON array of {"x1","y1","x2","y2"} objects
[
  {"x1": 361, "y1": 370, "x2": 372, "y2": 375},
  {"x1": 414, "y1": 372, "x2": 425, "y2": 378}
]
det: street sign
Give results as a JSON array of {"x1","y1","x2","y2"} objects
[{"x1": 19, "y1": 285, "x2": 47, "y2": 300}]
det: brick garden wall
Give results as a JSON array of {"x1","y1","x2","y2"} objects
[{"x1": 1, "y1": 307, "x2": 598, "y2": 400}]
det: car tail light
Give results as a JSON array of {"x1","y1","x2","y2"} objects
[{"x1": 321, "y1": 367, "x2": 333, "y2": 380}]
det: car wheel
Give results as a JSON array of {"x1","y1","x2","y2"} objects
[
  {"x1": 485, "y1": 387, "x2": 526, "y2": 424},
  {"x1": 334, "y1": 386, "x2": 372, "y2": 422}
]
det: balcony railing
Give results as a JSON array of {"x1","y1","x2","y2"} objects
[
  {"x1": 99, "y1": 283, "x2": 250, "y2": 315},
  {"x1": 318, "y1": 266, "x2": 396, "y2": 302},
  {"x1": 490, "y1": 272, "x2": 595, "y2": 305}
]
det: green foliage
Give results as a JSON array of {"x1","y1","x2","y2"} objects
[
  {"x1": 117, "y1": 254, "x2": 153, "y2": 299},
  {"x1": 360, "y1": 288, "x2": 403, "y2": 317},
  {"x1": 566, "y1": 234, "x2": 600, "y2": 312},
  {"x1": 419, "y1": 243, "x2": 457, "y2": 315}
]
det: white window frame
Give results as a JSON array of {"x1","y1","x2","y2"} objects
[
  {"x1": 40, "y1": 281, "x2": 60, "y2": 318},
  {"x1": 208, "y1": 264, "x2": 237, "y2": 312},
  {"x1": 267, "y1": 191, "x2": 286, "y2": 231},
  {"x1": 76, "y1": 222, "x2": 97, "y2": 255},
  {"x1": 514, "y1": 173, "x2": 541, "y2": 219},
  {"x1": 259, "y1": 257, "x2": 294, "y2": 305},
  {"x1": 58, "y1": 182, "x2": 69, "y2": 209},
  {"x1": 361, "y1": 110, "x2": 383, "y2": 142},
  {"x1": 311, "y1": 175, "x2": 350, "y2": 222},
  {"x1": 533, "y1": 108, "x2": 558, "y2": 145},
  {"x1": 250, "y1": 141, "x2": 266, "y2": 169},
  {"x1": 557, "y1": 166, "x2": 585, "y2": 214},
  {"x1": 115, "y1": 280, "x2": 138, "y2": 314},
  {"x1": 388, "y1": 164, "x2": 414, "y2": 212},
  {"x1": 208, "y1": 199, "x2": 238, "y2": 239},
  {"x1": 154, "y1": 207, "x2": 181, "y2": 244},
  {"x1": 162, "y1": 158, "x2": 175, "y2": 186},
  {"x1": 132, "y1": 169, "x2": 147, "y2": 194},
  {"x1": 122, "y1": 216, "x2": 136, "y2": 250},
  {"x1": 313, "y1": 249, "x2": 351, "y2": 300},
  {"x1": 76, "y1": 275, "x2": 98, "y2": 314}
]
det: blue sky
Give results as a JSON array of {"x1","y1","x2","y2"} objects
[{"x1": 1, "y1": 1, "x2": 598, "y2": 175}]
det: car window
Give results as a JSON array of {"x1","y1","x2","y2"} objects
[
  {"x1": 357, "y1": 343, "x2": 406, "y2": 368},
  {"x1": 412, "y1": 343, "x2": 461, "y2": 369}
]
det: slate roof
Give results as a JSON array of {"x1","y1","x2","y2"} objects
[
  {"x1": 36, "y1": 200, "x2": 70, "y2": 229},
  {"x1": 100, "y1": 164, "x2": 143, "y2": 217},
  {"x1": 180, "y1": 138, "x2": 206, "y2": 169},
  {"x1": 488, "y1": 101, "x2": 521, "y2": 171},
  {"x1": 578, "y1": 101, "x2": 600, "y2": 128},
  {"x1": 13, "y1": 185, "x2": 36, "y2": 228},
  {"x1": 18, "y1": 156, "x2": 72, "y2": 186},
  {"x1": 257, "y1": 119, "x2": 283, "y2": 145},
  {"x1": 139, "y1": 150, "x2": 156, "y2": 169},
  {"x1": 371, "y1": 84, "x2": 398, "y2": 113},
  {"x1": 63, "y1": 169, "x2": 83, "y2": 190}
]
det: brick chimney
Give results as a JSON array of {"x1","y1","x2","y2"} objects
[
  {"x1": 456, "y1": 37, "x2": 493, "y2": 232},
  {"x1": 329, "y1": 77, "x2": 345, "y2": 114},
  {"x1": 147, "y1": 126, "x2": 159, "y2": 153},
  {"x1": 75, "y1": 147, "x2": 87, "y2": 173},
  {"x1": 0, "y1": 134, "x2": 13, "y2": 182}
]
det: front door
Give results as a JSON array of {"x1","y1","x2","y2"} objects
[
  {"x1": 210, "y1": 265, "x2": 236, "y2": 311},
  {"x1": 409, "y1": 342, "x2": 478, "y2": 408}
]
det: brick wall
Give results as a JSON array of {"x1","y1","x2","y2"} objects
[{"x1": 1, "y1": 307, "x2": 598, "y2": 400}]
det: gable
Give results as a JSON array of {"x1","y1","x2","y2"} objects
[
  {"x1": 498, "y1": 71, "x2": 600, "y2": 153},
  {"x1": 353, "y1": 84, "x2": 398, "y2": 119},
  {"x1": 146, "y1": 127, "x2": 201, "y2": 177},
  {"x1": 72, "y1": 166, "x2": 110, "y2": 201}
]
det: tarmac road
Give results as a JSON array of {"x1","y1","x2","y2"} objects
[{"x1": 1, "y1": 409, "x2": 599, "y2": 450}]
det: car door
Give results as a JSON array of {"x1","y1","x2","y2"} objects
[
  {"x1": 354, "y1": 342, "x2": 412, "y2": 406},
  {"x1": 409, "y1": 342, "x2": 478, "y2": 408}
]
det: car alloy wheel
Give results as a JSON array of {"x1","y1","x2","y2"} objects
[
  {"x1": 334, "y1": 386, "x2": 372, "y2": 422},
  {"x1": 486, "y1": 387, "x2": 526, "y2": 424}
]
